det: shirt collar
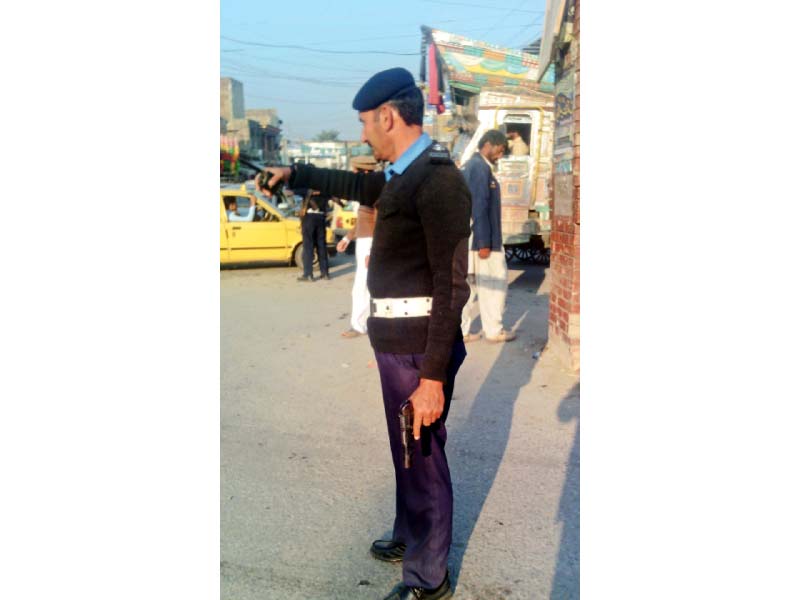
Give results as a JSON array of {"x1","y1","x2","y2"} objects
[
  {"x1": 385, "y1": 132, "x2": 432, "y2": 181},
  {"x1": 479, "y1": 152, "x2": 495, "y2": 170}
]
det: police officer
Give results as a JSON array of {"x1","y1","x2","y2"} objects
[
  {"x1": 260, "y1": 67, "x2": 471, "y2": 600},
  {"x1": 295, "y1": 189, "x2": 331, "y2": 282}
]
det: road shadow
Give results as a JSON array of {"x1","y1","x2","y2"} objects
[
  {"x1": 221, "y1": 261, "x2": 294, "y2": 271},
  {"x1": 326, "y1": 257, "x2": 356, "y2": 279},
  {"x1": 551, "y1": 383, "x2": 580, "y2": 599},
  {"x1": 298, "y1": 251, "x2": 355, "y2": 280},
  {"x1": 449, "y1": 264, "x2": 547, "y2": 587}
]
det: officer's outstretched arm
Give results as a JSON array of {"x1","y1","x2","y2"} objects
[{"x1": 290, "y1": 164, "x2": 385, "y2": 207}]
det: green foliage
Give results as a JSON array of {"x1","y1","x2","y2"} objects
[{"x1": 314, "y1": 129, "x2": 340, "y2": 142}]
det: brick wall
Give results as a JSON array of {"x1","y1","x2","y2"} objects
[{"x1": 547, "y1": 0, "x2": 580, "y2": 372}]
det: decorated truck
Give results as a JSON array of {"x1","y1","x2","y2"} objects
[
  {"x1": 220, "y1": 135, "x2": 241, "y2": 181},
  {"x1": 420, "y1": 27, "x2": 555, "y2": 263},
  {"x1": 456, "y1": 89, "x2": 555, "y2": 263}
]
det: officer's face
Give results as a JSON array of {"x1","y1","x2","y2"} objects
[{"x1": 359, "y1": 108, "x2": 389, "y2": 161}]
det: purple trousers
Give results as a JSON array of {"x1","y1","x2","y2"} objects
[{"x1": 374, "y1": 339, "x2": 467, "y2": 589}]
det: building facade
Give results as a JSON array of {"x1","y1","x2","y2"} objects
[
  {"x1": 220, "y1": 77, "x2": 245, "y2": 122},
  {"x1": 286, "y1": 141, "x2": 368, "y2": 170},
  {"x1": 245, "y1": 109, "x2": 283, "y2": 164},
  {"x1": 219, "y1": 77, "x2": 283, "y2": 164},
  {"x1": 538, "y1": 0, "x2": 580, "y2": 372}
]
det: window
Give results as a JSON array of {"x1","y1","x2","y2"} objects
[{"x1": 223, "y1": 195, "x2": 249, "y2": 216}]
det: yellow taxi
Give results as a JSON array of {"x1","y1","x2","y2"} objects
[
  {"x1": 220, "y1": 184, "x2": 336, "y2": 267},
  {"x1": 331, "y1": 200, "x2": 358, "y2": 239}
]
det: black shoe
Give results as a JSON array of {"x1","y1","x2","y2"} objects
[
  {"x1": 370, "y1": 539, "x2": 406, "y2": 563},
  {"x1": 321, "y1": 274, "x2": 331, "y2": 280},
  {"x1": 381, "y1": 572, "x2": 452, "y2": 600},
  {"x1": 297, "y1": 275, "x2": 314, "y2": 282}
]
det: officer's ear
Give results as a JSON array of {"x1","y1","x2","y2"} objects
[{"x1": 378, "y1": 103, "x2": 394, "y2": 133}]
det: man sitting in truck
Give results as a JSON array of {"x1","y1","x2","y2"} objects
[{"x1": 507, "y1": 130, "x2": 530, "y2": 156}]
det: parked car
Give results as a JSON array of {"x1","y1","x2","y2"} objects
[
  {"x1": 220, "y1": 184, "x2": 336, "y2": 267},
  {"x1": 329, "y1": 200, "x2": 358, "y2": 255},
  {"x1": 331, "y1": 200, "x2": 358, "y2": 237}
]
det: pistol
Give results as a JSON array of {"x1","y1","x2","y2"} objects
[
  {"x1": 237, "y1": 158, "x2": 284, "y2": 194},
  {"x1": 399, "y1": 401, "x2": 414, "y2": 469},
  {"x1": 259, "y1": 171, "x2": 285, "y2": 197}
]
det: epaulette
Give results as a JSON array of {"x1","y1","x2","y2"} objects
[{"x1": 428, "y1": 141, "x2": 452, "y2": 165}]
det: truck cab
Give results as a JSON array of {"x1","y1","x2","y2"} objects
[{"x1": 457, "y1": 90, "x2": 554, "y2": 261}]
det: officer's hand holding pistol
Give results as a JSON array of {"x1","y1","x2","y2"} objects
[
  {"x1": 408, "y1": 378, "x2": 445, "y2": 440},
  {"x1": 258, "y1": 167, "x2": 292, "y2": 197}
]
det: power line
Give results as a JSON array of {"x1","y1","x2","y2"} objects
[
  {"x1": 503, "y1": 21, "x2": 543, "y2": 49},
  {"x1": 222, "y1": 55, "x2": 365, "y2": 80},
  {"x1": 221, "y1": 62, "x2": 362, "y2": 88},
  {"x1": 221, "y1": 21, "x2": 540, "y2": 68},
  {"x1": 221, "y1": 35, "x2": 419, "y2": 56},
  {"x1": 245, "y1": 94, "x2": 337, "y2": 105},
  {"x1": 420, "y1": 0, "x2": 544, "y2": 14},
  {"x1": 475, "y1": 0, "x2": 531, "y2": 40},
  {"x1": 238, "y1": 16, "x2": 460, "y2": 29},
  {"x1": 222, "y1": 52, "x2": 374, "y2": 74},
  {"x1": 296, "y1": 21, "x2": 543, "y2": 46}
]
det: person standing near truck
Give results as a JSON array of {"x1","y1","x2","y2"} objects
[{"x1": 461, "y1": 129, "x2": 516, "y2": 343}]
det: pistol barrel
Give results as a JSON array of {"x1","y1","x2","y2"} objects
[{"x1": 399, "y1": 401, "x2": 413, "y2": 469}]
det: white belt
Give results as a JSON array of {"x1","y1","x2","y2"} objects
[{"x1": 370, "y1": 297, "x2": 432, "y2": 318}]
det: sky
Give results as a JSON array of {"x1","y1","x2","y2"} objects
[{"x1": 221, "y1": 0, "x2": 547, "y2": 142}]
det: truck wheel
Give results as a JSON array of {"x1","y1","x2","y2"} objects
[
  {"x1": 533, "y1": 248, "x2": 551, "y2": 266},
  {"x1": 516, "y1": 245, "x2": 534, "y2": 262},
  {"x1": 505, "y1": 247, "x2": 515, "y2": 262}
]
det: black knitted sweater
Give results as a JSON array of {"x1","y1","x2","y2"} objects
[{"x1": 290, "y1": 145, "x2": 472, "y2": 382}]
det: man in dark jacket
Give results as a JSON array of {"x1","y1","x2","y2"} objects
[
  {"x1": 460, "y1": 129, "x2": 516, "y2": 343},
  {"x1": 259, "y1": 67, "x2": 470, "y2": 600},
  {"x1": 296, "y1": 189, "x2": 330, "y2": 282}
]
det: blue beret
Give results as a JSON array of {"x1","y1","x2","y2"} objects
[{"x1": 352, "y1": 67, "x2": 418, "y2": 111}]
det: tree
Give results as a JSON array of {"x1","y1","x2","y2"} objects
[{"x1": 314, "y1": 129, "x2": 340, "y2": 142}]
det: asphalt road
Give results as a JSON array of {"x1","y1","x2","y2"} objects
[{"x1": 221, "y1": 252, "x2": 580, "y2": 599}]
